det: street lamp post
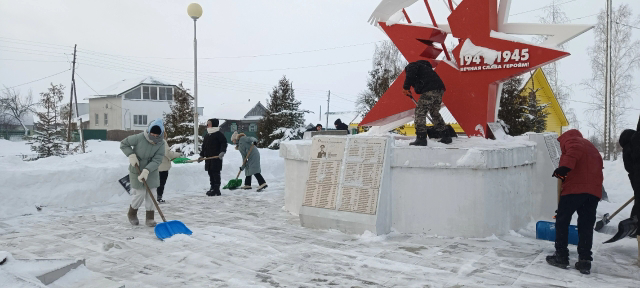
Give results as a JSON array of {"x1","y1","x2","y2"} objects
[{"x1": 187, "y1": 3, "x2": 202, "y2": 154}]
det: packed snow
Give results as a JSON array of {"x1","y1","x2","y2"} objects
[
  {"x1": 1, "y1": 139, "x2": 639, "y2": 287},
  {"x1": 460, "y1": 39, "x2": 500, "y2": 65}
]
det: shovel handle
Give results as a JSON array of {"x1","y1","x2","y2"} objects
[
  {"x1": 135, "y1": 164, "x2": 167, "y2": 223},
  {"x1": 609, "y1": 196, "x2": 636, "y2": 219},
  {"x1": 409, "y1": 95, "x2": 434, "y2": 123},
  {"x1": 235, "y1": 144, "x2": 255, "y2": 180},
  {"x1": 190, "y1": 156, "x2": 219, "y2": 163}
]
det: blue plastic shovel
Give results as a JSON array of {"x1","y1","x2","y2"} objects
[
  {"x1": 536, "y1": 221, "x2": 579, "y2": 245},
  {"x1": 136, "y1": 165, "x2": 192, "y2": 240}
]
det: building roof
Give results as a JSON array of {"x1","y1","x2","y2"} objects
[
  {"x1": 520, "y1": 68, "x2": 569, "y2": 126},
  {"x1": 89, "y1": 76, "x2": 173, "y2": 98},
  {"x1": 243, "y1": 102, "x2": 267, "y2": 119}
]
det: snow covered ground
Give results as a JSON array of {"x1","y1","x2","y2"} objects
[{"x1": 1, "y1": 140, "x2": 639, "y2": 287}]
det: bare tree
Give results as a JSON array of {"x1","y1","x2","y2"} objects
[
  {"x1": 583, "y1": 4, "x2": 640, "y2": 159},
  {"x1": 0, "y1": 87, "x2": 37, "y2": 136},
  {"x1": 535, "y1": 1, "x2": 579, "y2": 131},
  {"x1": 356, "y1": 41, "x2": 407, "y2": 115}
]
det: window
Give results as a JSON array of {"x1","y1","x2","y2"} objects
[
  {"x1": 230, "y1": 123, "x2": 237, "y2": 132},
  {"x1": 150, "y1": 87, "x2": 157, "y2": 100},
  {"x1": 104, "y1": 113, "x2": 108, "y2": 126},
  {"x1": 124, "y1": 87, "x2": 141, "y2": 99},
  {"x1": 159, "y1": 87, "x2": 174, "y2": 100},
  {"x1": 95, "y1": 114, "x2": 99, "y2": 126},
  {"x1": 142, "y1": 86, "x2": 150, "y2": 99},
  {"x1": 249, "y1": 123, "x2": 257, "y2": 132},
  {"x1": 133, "y1": 115, "x2": 147, "y2": 126}
]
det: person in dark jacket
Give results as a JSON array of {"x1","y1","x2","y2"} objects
[
  {"x1": 618, "y1": 115, "x2": 640, "y2": 266},
  {"x1": 334, "y1": 119, "x2": 349, "y2": 133},
  {"x1": 546, "y1": 129, "x2": 603, "y2": 275},
  {"x1": 402, "y1": 60, "x2": 450, "y2": 146},
  {"x1": 306, "y1": 124, "x2": 322, "y2": 132},
  {"x1": 198, "y1": 119, "x2": 228, "y2": 196}
]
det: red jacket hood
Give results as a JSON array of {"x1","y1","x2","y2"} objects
[{"x1": 558, "y1": 129, "x2": 583, "y2": 146}]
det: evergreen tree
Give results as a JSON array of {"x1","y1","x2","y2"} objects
[
  {"x1": 257, "y1": 76, "x2": 306, "y2": 149},
  {"x1": 31, "y1": 83, "x2": 67, "y2": 158},
  {"x1": 163, "y1": 83, "x2": 203, "y2": 155},
  {"x1": 498, "y1": 76, "x2": 549, "y2": 136},
  {"x1": 356, "y1": 41, "x2": 406, "y2": 115}
]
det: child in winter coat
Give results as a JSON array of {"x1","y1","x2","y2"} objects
[
  {"x1": 618, "y1": 115, "x2": 640, "y2": 267},
  {"x1": 198, "y1": 119, "x2": 227, "y2": 196},
  {"x1": 120, "y1": 118, "x2": 166, "y2": 227},
  {"x1": 546, "y1": 129, "x2": 603, "y2": 275},
  {"x1": 231, "y1": 131, "x2": 267, "y2": 191},
  {"x1": 157, "y1": 133, "x2": 182, "y2": 203}
]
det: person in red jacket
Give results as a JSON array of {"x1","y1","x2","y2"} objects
[{"x1": 546, "y1": 129, "x2": 604, "y2": 274}]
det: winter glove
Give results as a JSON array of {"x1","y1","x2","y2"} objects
[
  {"x1": 197, "y1": 157, "x2": 204, "y2": 163},
  {"x1": 218, "y1": 152, "x2": 225, "y2": 160},
  {"x1": 128, "y1": 154, "x2": 139, "y2": 167},
  {"x1": 552, "y1": 166, "x2": 571, "y2": 181},
  {"x1": 239, "y1": 166, "x2": 245, "y2": 172},
  {"x1": 253, "y1": 142, "x2": 257, "y2": 146},
  {"x1": 138, "y1": 169, "x2": 150, "y2": 182}
]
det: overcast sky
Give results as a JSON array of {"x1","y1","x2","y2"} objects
[{"x1": 1, "y1": 0, "x2": 639, "y2": 137}]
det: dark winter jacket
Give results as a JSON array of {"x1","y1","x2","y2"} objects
[
  {"x1": 200, "y1": 128, "x2": 227, "y2": 172},
  {"x1": 334, "y1": 119, "x2": 350, "y2": 133},
  {"x1": 619, "y1": 116, "x2": 640, "y2": 219},
  {"x1": 557, "y1": 129, "x2": 603, "y2": 198},
  {"x1": 402, "y1": 60, "x2": 445, "y2": 94}
]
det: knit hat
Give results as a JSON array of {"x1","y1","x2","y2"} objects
[
  {"x1": 231, "y1": 131, "x2": 239, "y2": 143},
  {"x1": 208, "y1": 118, "x2": 219, "y2": 127},
  {"x1": 150, "y1": 125, "x2": 162, "y2": 135},
  {"x1": 334, "y1": 119, "x2": 342, "y2": 125}
]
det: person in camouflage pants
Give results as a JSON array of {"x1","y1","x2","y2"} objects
[
  {"x1": 415, "y1": 89, "x2": 446, "y2": 135},
  {"x1": 402, "y1": 60, "x2": 451, "y2": 146}
]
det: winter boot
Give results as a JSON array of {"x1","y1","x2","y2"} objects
[
  {"x1": 575, "y1": 260, "x2": 591, "y2": 275},
  {"x1": 409, "y1": 132, "x2": 428, "y2": 146},
  {"x1": 213, "y1": 185, "x2": 222, "y2": 196},
  {"x1": 439, "y1": 136, "x2": 452, "y2": 144},
  {"x1": 206, "y1": 186, "x2": 215, "y2": 196},
  {"x1": 545, "y1": 253, "x2": 569, "y2": 269},
  {"x1": 128, "y1": 206, "x2": 139, "y2": 225},
  {"x1": 145, "y1": 211, "x2": 157, "y2": 227},
  {"x1": 257, "y1": 183, "x2": 268, "y2": 192},
  {"x1": 241, "y1": 185, "x2": 252, "y2": 190}
]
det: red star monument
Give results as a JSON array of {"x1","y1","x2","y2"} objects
[{"x1": 360, "y1": 0, "x2": 592, "y2": 137}]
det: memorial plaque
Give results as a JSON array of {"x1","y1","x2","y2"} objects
[
  {"x1": 302, "y1": 137, "x2": 347, "y2": 210},
  {"x1": 338, "y1": 138, "x2": 387, "y2": 215}
]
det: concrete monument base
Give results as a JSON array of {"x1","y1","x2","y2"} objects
[{"x1": 280, "y1": 133, "x2": 559, "y2": 237}]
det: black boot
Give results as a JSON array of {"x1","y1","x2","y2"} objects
[
  {"x1": 213, "y1": 185, "x2": 222, "y2": 196},
  {"x1": 545, "y1": 253, "x2": 569, "y2": 269},
  {"x1": 409, "y1": 132, "x2": 428, "y2": 146},
  {"x1": 575, "y1": 260, "x2": 591, "y2": 275},
  {"x1": 206, "y1": 186, "x2": 215, "y2": 196}
]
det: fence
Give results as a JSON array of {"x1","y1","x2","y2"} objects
[
  {"x1": 107, "y1": 130, "x2": 143, "y2": 141},
  {"x1": 0, "y1": 130, "x2": 28, "y2": 141}
]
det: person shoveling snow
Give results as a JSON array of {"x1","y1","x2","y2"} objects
[
  {"x1": 230, "y1": 131, "x2": 267, "y2": 191},
  {"x1": 120, "y1": 118, "x2": 165, "y2": 227}
]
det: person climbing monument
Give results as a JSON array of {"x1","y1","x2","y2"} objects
[
  {"x1": 121, "y1": 118, "x2": 166, "y2": 227},
  {"x1": 402, "y1": 59, "x2": 450, "y2": 146},
  {"x1": 546, "y1": 129, "x2": 603, "y2": 275},
  {"x1": 198, "y1": 118, "x2": 228, "y2": 196},
  {"x1": 231, "y1": 131, "x2": 267, "y2": 191},
  {"x1": 618, "y1": 115, "x2": 640, "y2": 267}
]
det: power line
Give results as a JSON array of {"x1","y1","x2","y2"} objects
[
  {"x1": 199, "y1": 59, "x2": 372, "y2": 73},
  {"x1": 615, "y1": 22, "x2": 640, "y2": 30},
  {"x1": 0, "y1": 36, "x2": 72, "y2": 48},
  {"x1": 570, "y1": 13, "x2": 598, "y2": 21},
  {"x1": 0, "y1": 58, "x2": 68, "y2": 62},
  {"x1": 509, "y1": 0, "x2": 578, "y2": 17},
  {"x1": 4, "y1": 69, "x2": 70, "y2": 89},
  {"x1": 568, "y1": 98, "x2": 640, "y2": 111}
]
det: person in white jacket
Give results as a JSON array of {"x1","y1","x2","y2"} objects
[{"x1": 157, "y1": 133, "x2": 182, "y2": 203}]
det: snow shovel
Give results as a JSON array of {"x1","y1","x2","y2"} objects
[
  {"x1": 135, "y1": 165, "x2": 192, "y2": 240},
  {"x1": 603, "y1": 217, "x2": 638, "y2": 244},
  {"x1": 223, "y1": 144, "x2": 254, "y2": 190},
  {"x1": 595, "y1": 196, "x2": 635, "y2": 231},
  {"x1": 536, "y1": 221, "x2": 580, "y2": 245},
  {"x1": 172, "y1": 156, "x2": 219, "y2": 164}
]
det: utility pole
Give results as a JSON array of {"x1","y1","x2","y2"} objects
[
  {"x1": 73, "y1": 81, "x2": 85, "y2": 153},
  {"x1": 604, "y1": 0, "x2": 612, "y2": 160},
  {"x1": 326, "y1": 90, "x2": 330, "y2": 129},
  {"x1": 66, "y1": 44, "x2": 77, "y2": 145}
]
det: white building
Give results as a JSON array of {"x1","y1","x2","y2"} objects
[{"x1": 86, "y1": 77, "x2": 203, "y2": 131}]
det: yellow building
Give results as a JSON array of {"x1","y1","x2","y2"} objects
[{"x1": 520, "y1": 68, "x2": 569, "y2": 136}]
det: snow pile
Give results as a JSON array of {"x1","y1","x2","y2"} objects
[
  {"x1": 0, "y1": 139, "x2": 32, "y2": 157},
  {"x1": 460, "y1": 39, "x2": 500, "y2": 65},
  {"x1": 456, "y1": 149, "x2": 485, "y2": 168},
  {"x1": 490, "y1": 31, "x2": 534, "y2": 44},
  {"x1": 0, "y1": 140, "x2": 284, "y2": 219}
]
